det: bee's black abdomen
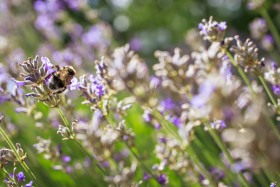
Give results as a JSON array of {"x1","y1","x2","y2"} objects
[{"x1": 49, "y1": 75, "x2": 65, "y2": 90}]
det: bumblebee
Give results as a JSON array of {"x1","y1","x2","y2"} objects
[{"x1": 46, "y1": 65, "x2": 76, "y2": 94}]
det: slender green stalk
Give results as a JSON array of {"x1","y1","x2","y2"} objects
[
  {"x1": 73, "y1": 139, "x2": 106, "y2": 175},
  {"x1": 152, "y1": 110, "x2": 216, "y2": 186},
  {"x1": 124, "y1": 142, "x2": 158, "y2": 181},
  {"x1": 1, "y1": 168, "x2": 15, "y2": 182},
  {"x1": 104, "y1": 107, "x2": 159, "y2": 184},
  {"x1": 152, "y1": 110, "x2": 182, "y2": 141},
  {"x1": 261, "y1": 108, "x2": 280, "y2": 141},
  {"x1": 258, "y1": 76, "x2": 280, "y2": 140},
  {"x1": 258, "y1": 75, "x2": 278, "y2": 108},
  {"x1": 187, "y1": 146, "x2": 216, "y2": 187},
  {"x1": 56, "y1": 106, "x2": 106, "y2": 175},
  {"x1": 57, "y1": 107, "x2": 71, "y2": 130},
  {"x1": 204, "y1": 122, "x2": 250, "y2": 187},
  {"x1": 227, "y1": 51, "x2": 280, "y2": 141},
  {"x1": 226, "y1": 52, "x2": 256, "y2": 95},
  {"x1": 0, "y1": 126, "x2": 40, "y2": 186},
  {"x1": 260, "y1": 9, "x2": 280, "y2": 52}
]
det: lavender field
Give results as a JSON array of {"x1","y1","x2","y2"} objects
[{"x1": 0, "y1": 0, "x2": 280, "y2": 186}]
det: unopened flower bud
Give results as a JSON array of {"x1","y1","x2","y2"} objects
[{"x1": 57, "y1": 125, "x2": 73, "y2": 140}]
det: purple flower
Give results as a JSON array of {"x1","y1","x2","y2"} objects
[
  {"x1": 270, "y1": 183, "x2": 276, "y2": 187},
  {"x1": 199, "y1": 174, "x2": 206, "y2": 181},
  {"x1": 143, "y1": 111, "x2": 152, "y2": 122},
  {"x1": 130, "y1": 38, "x2": 142, "y2": 51},
  {"x1": 160, "y1": 98, "x2": 175, "y2": 111},
  {"x1": 95, "y1": 84, "x2": 105, "y2": 96},
  {"x1": 198, "y1": 23, "x2": 204, "y2": 30},
  {"x1": 158, "y1": 137, "x2": 167, "y2": 143},
  {"x1": 220, "y1": 62, "x2": 232, "y2": 78},
  {"x1": 17, "y1": 172, "x2": 25, "y2": 182},
  {"x1": 35, "y1": 14, "x2": 54, "y2": 31},
  {"x1": 143, "y1": 172, "x2": 151, "y2": 180},
  {"x1": 222, "y1": 55, "x2": 229, "y2": 60},
  {"x1": 220, "y1": 120, "x2": 226, "y2": 129},
  {"x1": 172, "y1": 117, "x2": 181, "y2": 128},
  {"x1": 272, "y1": 85, "x2": 280, "y2": 95},
  {"x1": 10, "y1": 78, "x2": 31, "y2": 89},
  {"x1": 41, "y1": 57, "x2": 54, "y2": 72},
  {"x1": 82, "y1": 25, "x2": 103, "y2": 47},
  {"x1": 64, "y1": 0, "x2": 80, "y2": 10},
  {"x1": 271, "y1": 62, "x2": 277, "y2": 69},
  {"x1": 34, "y1": 0, "x2": 46, "y2": 13},
  {"x1": 24, "y1": 181, "x2": 33, "y2": 187},
  {"x1": 223, "y1": 107, "x2": 233, "y2": 121},
  {"x1": 88, "y1": 74, "x2": 95, "y2": 82},
  {"x1": 102, "y1": 161, "x2": 110, "y2": 168},
  {"x1": 190, "y1": 95, "x2": 206, "y2": 108},
  {"x1": 209, "y1": 167, "x2": 225, "y2": 179},
  {"x1": 157, "y1": 174, "x2": 166, "y2": 185},
  {"x1": 191, "y1": 80, "x2": 215, "y2": 108},
  {"x1": 69, "y1": 77, "x2": 79, "y2": 90},
  {"x1": 150, "y1": 76, "x2": 161, "y2": 89},
  {"x1": 198, "y1": 23, "x2": 207, "y2": 34},
  {"x1": 154, "y1": 123, "x2": 161, "y2": 130},
  {"x1": 218, "y1": 21, "x2": 227, "y2": 31},
  {"x1": 0, "y1": 95, "x2": 10, "y2": 104},
  {"x1": 5, "y1": 173, "x2": 13, "y2": 181},
  {"x1": 62, "y1": 155, "x2": 71, "y2": 163},
  {"x1": 264, "y1": 35, "x2": 274, "y2": 44}
]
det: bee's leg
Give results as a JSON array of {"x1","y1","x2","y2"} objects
[
  {"x1": 43, "y1": 71, "x2": 55, "y2": 82},
  {"x1": 52, "y1": 87, "x2": 67, "y2": 94}
]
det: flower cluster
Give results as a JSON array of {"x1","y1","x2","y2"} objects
[
  {"x1": 198, "y1": 16, "x2": 227, "y2": 42},
  {"x1": 230, "y1": 36, "x2": 265, "y2": 75},
  {"x1": 3, "y1": 168, "x2": 33, "y2": 187}
]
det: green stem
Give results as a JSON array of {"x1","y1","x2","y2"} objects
[
  {"x1": 1, "y1": 167, "x2": 15, "y2": 182},
  {"x1": 204, "y1": 122, "x2": 250, "y2": 187},
  {"x1": 125, "y1": 142, "x2": 158, "y2": 182},
  {"x1": 258, "y1": 76, "x2": 280, "y2": 140},
  {"x1": 0, "y1": 126, "x2": 40, "y2": 186},
  {"x1": 227, "y1": 51, "x2": 280, "y2": 141},
  {"x1": 57, "y1": 107, "x2": 71, "y2": 130},
  {"x1": 73, "y1": 139, "x2": 106, "y2": 175},
  {"x1": 258, "y1": 75, "x2": 278, "y2": 108},
  {"x1": 187, "y1": 146, "x2": 216, "y2": 187},
  {"x1": 261, "y1": 108, "x2": 280, "y2": 141},
  {"x1": 56, "y1": 106, "x2": 106, "y2": 175},
  {"x1": 152, "y1": 110, "x2": 182, "y2": 141},
  {"x1": 152, "y1": 110, "x2": 216, "y2": 186},
  {"x1": 260, "y1": 9, "x2": 280, "y2": 52}
]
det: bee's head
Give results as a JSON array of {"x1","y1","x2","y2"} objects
[{"x1": 65, "y1": 66, "x2": 76, "y2": 76}]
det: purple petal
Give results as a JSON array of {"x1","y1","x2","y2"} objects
[
  {"x1": 218, "y1": 21, "x2": 227, "y2": 31},
  {"x1": 272, "y1": 85, "x2": 280, "y2": 95},
  {"x1": 17, "y1": 172, "x2": 25, "y2": 182},
  {"x1": 24, "y1": 181, "x2": 33, "y2": 187},
  {"x1": 62, "y1": 155, "x2": 71, "y2": 163},
  {"x1": 10, "y1": 78, "x2": 31, "y2": 88}
]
